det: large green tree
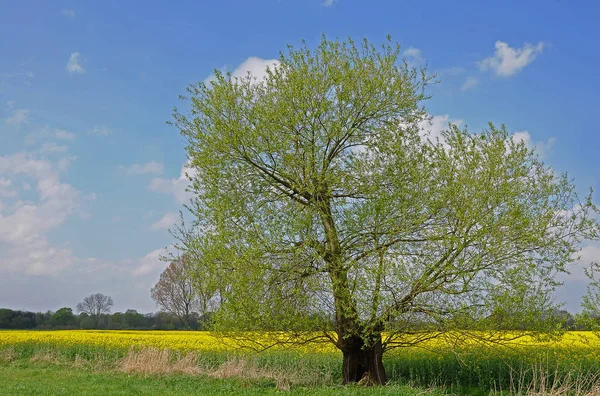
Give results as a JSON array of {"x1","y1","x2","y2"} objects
[
  {"x1": 52, "y1": 307, "x2": 75, "y2": 327},
  {"x1": 173, "y1": 36, "x2": 600, "y2": 384}
]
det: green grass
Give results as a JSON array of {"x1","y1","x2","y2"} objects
[
  {"x1": 0, "y1": 360, "x2": 446, "y2": 396},
  {"x1": 2, "y1": 334, "x2": 600, "y2": 395},
  {"x1": 4, "y1": 341, "x2": 600, "y2": 392}
]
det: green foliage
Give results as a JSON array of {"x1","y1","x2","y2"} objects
[
  {"x1": 173, "y1": 35, "x2": 600, "y2": 356},
  {"x1": 0, "y1": 309, "x2": 14, "y2": 329},
  {"x1": 52, "y1": 307, "x2": 75, "y2": 327},
  {"x1": 79, "y1": 316, "x2": 96, "y2": 330},
  {"x1": 0, "y1": 309, "x2": 39, "y2": 329},
  {"x1": 0, "y1": 307, "x2": 223, "y2": 330},
  {"x1": 578, "y1": 262, "x2": 600, "y2": 331}
]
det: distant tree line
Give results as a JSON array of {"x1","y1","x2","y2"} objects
[
  {"x1": 0, "y1": 291, "x2": 212, "y2": 330},
  {"x1": 0, "y1": 307, "x2": 212, "y2": 330}
]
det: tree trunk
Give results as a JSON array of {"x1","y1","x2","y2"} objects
[
  {"x1": 341, "y1": 334, "x2": 387, "y2": 385},
  {"x1": 315, "y1": 195, "x2": 387, "y2": 384}
]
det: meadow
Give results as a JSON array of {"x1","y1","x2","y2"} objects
[{"x1": 1, "y1": 330, "x2": 600, "y2": 394}]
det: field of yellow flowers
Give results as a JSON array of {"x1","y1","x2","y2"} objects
[
  {"x1": 1, "y1": 329, "x2": 599, "y2": 353},
  {"x1": 0, "y1": 330, "x2": 339, "y2": 353}
]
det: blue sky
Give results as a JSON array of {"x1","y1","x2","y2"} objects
[{"x1": 1, "y1": 0, "x2": 599, "y2": 313}]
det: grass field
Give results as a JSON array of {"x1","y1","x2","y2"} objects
[
  {"x1": 1, "y1": 330, "x2": 600, "y2": 394},
  {"x1": 0, "y1": 361, "x2": 449, "y2": 396}
]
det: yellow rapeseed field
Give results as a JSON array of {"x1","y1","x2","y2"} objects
[
  {"x1": 0, "y1": 330, "x2": 339, "y2": 353},
  {"x1": 1, "y1": 330, "x2": 599, "y2": 354}
]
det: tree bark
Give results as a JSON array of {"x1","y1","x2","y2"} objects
[
  {"x1": 314, "y1": 193, "x2": 387, "y2": 384},
  {"x1": 341, "y1": 333, "x2": 387, "y2": 385}
]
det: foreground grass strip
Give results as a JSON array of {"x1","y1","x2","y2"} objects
[
  {"x1": 0, "y1": 361, "x2": 445, "y2": 396},
  {"x1": 118, "y1": 348, "x2": 327, "y2": 391}
]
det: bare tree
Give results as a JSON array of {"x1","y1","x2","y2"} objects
[
  {"x1": 76, "y1": 293, "x2": 113, "y2": 328},
  {"x1": 151, "y1": 255, "x2": 214, "y2": 328}
]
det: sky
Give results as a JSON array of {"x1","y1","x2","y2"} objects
[{"x1": 1, "y1": 0, "x2": 599, "y2": 313}]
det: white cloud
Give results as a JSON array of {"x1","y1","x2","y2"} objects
[
  {"x1": 40, "y1": 142, "x2": 68, "y2": 154},
  {"x1": 419, "y1": 114, "x2": 463, "y2": 143},
  {"x1": 120, "y1": 161, "x2": 164, "y2": 176},
  {"x1": 0, "y1": 245, "x2": 177, "y2": 312},
  {"x1": 66, "y1": 52, "x2": 86, "y2": 74},
  {"x1": 322, "y1": 0, "x2": 336, "y2": 6},
  {"x1": 5, "y1": 108, "x2": 29, "y2": 126},
  {"x1": 577, "y1": 244, "x2": 600, "y2": 273},
  {"x1": 232, "y1": 57, "x2": 280, "y2": 81},
  {"x1": 57, "y1": 155, "x2": 77, "y2": 171},
  {"x1": 478, "y1": 41, "x2": 545, "y2": 77},
  {"x1": 25, "y1": 127, "x2": 75, "y2": 146},
  {"x1": 556, "y1": 241, "x2": 600, "y2": 312},
  {"x1": 206, "y1": 57, "x2": 280, "y2": 86},
  {"x1": 461, "y1": 76, "x2": 479, "y2": 92},
  {"x1": 556, "y1": 241, "x2": 600, "y2": 292},
  {"x1": 61, "y1": 9, "x2": 76, "y2": 19},
  {"x1": 6, "y1": 100, "x2": 15, "y2": 109},
  {"x1": 403, "y1": 47, "x2": 424, "y2": 63},
  {"x1": 0, "y1": 178, "x2": 17, "y2": 198},
  {"x1": 0, "y1": 152, "x2": 54, "y2": 180},
  {"x1": 233, "y1": 56, "x2": 279, "y2": 82},
  {"x1": 88, "y1": 125, "x2": 111, "y2": 136},
  {"x1": 132, "y1": 248, "x2": 167, "y2": 277},
  {"x1": 55, "y1": 129, "x2": 76, "y2": 140},
  {"x1": 0, "y1": 240, "x2": 76, "y2": 276},
  {"x1": 0, "y1": 152, "x2": 83, "y2": 275},
  {"x1": 0, "y1": 146, "x2": 181, "y2": 310},
  {"x1": 78, "y1": 211, "x2": 92, "y2": 221},
  {"x1": 151, "y1": 212, "x2": 179, "y2": 231},
  {"x1": 512, "y1": 131, "x2": 556, "y2": 159},
  {"x1": 149, "y1": 163, "x2": 197, "y2": 204}
]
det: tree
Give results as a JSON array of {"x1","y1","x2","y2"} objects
[
  {"x1": 76, "y1": 293, "x2": 113, "y2": 328},
  {"x1": 152, "y1": 311, "x2": 178, "y2": 330},
  {"x1": 52, "y1": 307, "x2": 75, "y2": 327},
  {"x1": 173, "y1": 36, "x2": 600, "y2": 384},
  {"x1": 123, "y1": 309, "x2": 145, "y2": 329},
  {"x1": 0, "y1": 309, "x2": 13, "y2": 329},
  {"x1": 109, "y1": 312, "x2": 124, "y2": 329},
  {"x1": 578, "y1": 262, "x2": 600, "y2": 331},
  {"x1": 151, "y1": 255, "x2": 214, "y2": 328}
]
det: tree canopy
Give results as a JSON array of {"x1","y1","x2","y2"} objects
[
  {"x1": 173, "y1": 36, "x2": 600, "y2": 384},
  {"x1": 52, "y1": 307, "x2": 75, "y2": 327}
]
